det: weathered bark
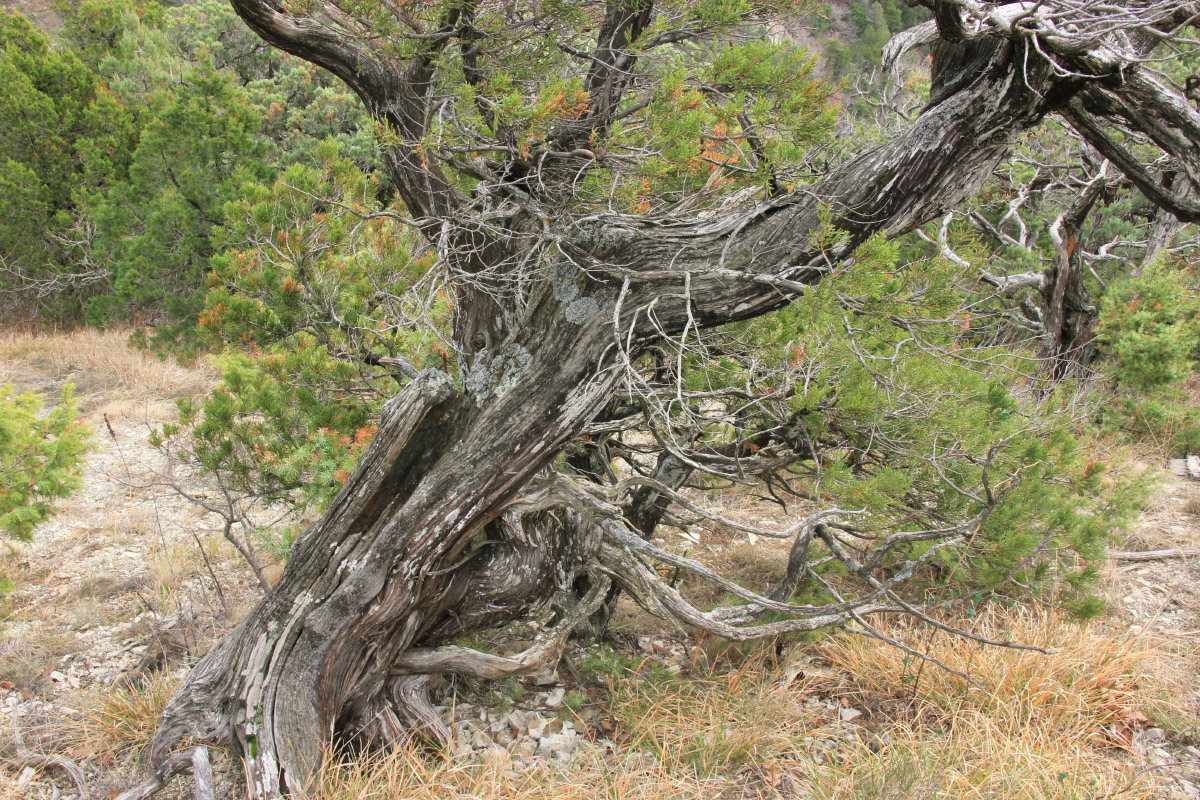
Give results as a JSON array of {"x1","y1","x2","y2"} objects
[
  {"x1": 152, "y1": 51, "x2": 1060, "y2": 795},
  {"x1": 137, "y1": 2, "x2": 1200, "y2": 797},
  {"x1": 147, "y1": 288, "x2": 632, "y2": 795},
  {"x1": 1041, "y1": 168, "x2": 1108, "y2": 377}
]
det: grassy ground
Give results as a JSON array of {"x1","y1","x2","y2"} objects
[{"x1": 1, "y1": 328, "x2": 1198, "y2": 800}]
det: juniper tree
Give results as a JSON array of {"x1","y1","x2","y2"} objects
[
  {"x1": 130, "y1": 1, "x2": 1200, "y2": 797},
  {"x1": 0, "y1": 12, "x2": 137, "y2": 321}
]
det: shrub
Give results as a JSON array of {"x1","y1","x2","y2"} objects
[
  {"x1": 1098, "y1": 262, "x2": 1200, "y2": 393},
  {"x1": 153, "y1": 143, "x2": 444, "y2": 517},
  {"x1": 1097, "y1": 261, "x2": 1200, "y2": 454},
  {"x1": 0, "y1": 384, "x2": 89, "y2": 593}
]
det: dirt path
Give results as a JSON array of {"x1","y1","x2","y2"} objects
[
  {"x1": 1115, "y1": 470, "x2": 1200, "y2": 635},
  {"x1": 0, "y1": 331, "x2": 265, "y2": 798},
  {"x1": 1108, "y1": 468, "x2": 1200, "y2": 797}
]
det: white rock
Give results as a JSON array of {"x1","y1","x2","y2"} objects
[
  {"x1": 532, "y1": 669, "x2": 559, "y2": 686},
  {"x1": 537, "y1": 733, "x2": 578, "y2": 758},
  {"x1": 526, "y1": 716, "x2": 545, "y2": 739},
  {"x1": 545, "y1": 687, "x2": 566, "y2": 708},
  {"x1": 839, "y1": 707, "x2": 863, "y2": 722},
  {"x1": 505, "y1": 709, "x2": 529, "y2": 736}
]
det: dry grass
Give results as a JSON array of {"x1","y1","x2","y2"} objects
[
  {"x1": 820, "y1": 606, "x2": 1168, "y2": 741},
  {"x1": 78, "y1": 671, "x2": 180, "y2": 757},
  {"x1": 0, "y1": 327, "x2": 213, "y2": 404},
  {"x1": 799, "y1": 714, "x2": 1153, "y2": 800},
  {"x1": 303, "y1": 605, "x2": 1178, "y2": 800},
  {"x1": 610, "y1": 647, "x2": 816, "y2": 775},
  {"x1": 801, "y1": 606, "x2": 1173, "y2": 799},
  {"x1": 312, "y1": 747, "x2": 723, "y2": 800},
  {"x1": 307, "y1": 650, "x2": 809, "y2": 800},
  {"x1": 0, "y1": 626, "x2": 81, "y2": 691}
]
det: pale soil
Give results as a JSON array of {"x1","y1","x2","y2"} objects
[
  {"x1": 0, "y1": 329, "x2": 1198, "y2": 799},
  {"x1": 0, "y1": 0, "x2": 61, "y2": 31},
  {"x1": 1109, "y1": 468, "x2": 1200, "y2": 793}
]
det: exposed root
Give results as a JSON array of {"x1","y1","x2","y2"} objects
[
  {"x1": 192, "y1": 747, "x2": 215, "y2": 800},
  {"x1": 1110, "y1": 549, "x2": 1200, "y2": 561},
  {"x1": 392, "y1": 568, "x2": 612, "y2": 680},
  {"x1": 113, "y1": 748, "x2": 208, "y2": 800},
  {"x1": 383, "y1": 675, "x2": 452, "y2": 747}
]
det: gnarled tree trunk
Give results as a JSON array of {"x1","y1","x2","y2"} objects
[{"x1": 133, "y1": 2, "x2": 1200, "y2": 797}]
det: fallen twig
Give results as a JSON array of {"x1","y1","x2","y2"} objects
[
  {"x1": 6, "y1": 702, "x2": 90, "y2": 800},
  {"x1": 1109, "y1": 549, "x2": 1200, "y2": 562}
]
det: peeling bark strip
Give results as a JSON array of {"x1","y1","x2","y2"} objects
[{"x1": 139, "y1": 1, "x2": 1200, "y2": 797}]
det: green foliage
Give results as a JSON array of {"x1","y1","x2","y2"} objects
[
  {"x1": 84, "y1": 66, "x2": 270, "y2": 349},
  {"x1": 577, "y1": 644, "x2": 643, "y2": 682},
  {"x1": 62, "y1": 0, "x2": 167, "y2": 75},
  {"x1": 689, "y1": 234, "x2": 1144, "y2": 606},
  {"x1": 0, "y1": 385, "x2": 89, "y2": 593},
  {"x1": 170, "y1": 0, "x2": 379, "y2": 174},
  {"x1": 1098, "y1": 263, "x2": 1200, "y2": 393},
  {"x1": 1096, "y1": 262, "x2": 1200, "y2": 454},
  {"x1": 609, "y1": 39, "x2": 835, "y2": 211},
  {"x1": 155, "y1": 145, "x2": 443, "y2": 513},
  {"x1": 561, "y1": 689, "x2": 588, "y2": 712},
  {"x1": 4, "y1": 0, "x2": 378, "y2": 344},
  {"x1": 0, "y1": 10, "x2": 137, "y2": 319},
  {"x1": 0, "y1": 12, "x2": 135, "y2": 210},
  {"x1": 825, "y1": 0, "x2": 926, "y2": 76}
]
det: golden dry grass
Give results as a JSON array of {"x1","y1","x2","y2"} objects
[
  {"x1": 799, "y1": 714, "x2": 1153, "y2": 800},
  {"x1": 78, "y1": 671, "x2": 180, "y2": 757},
  {"x1": 821, "y1": 606, "x2": 1167, "y2": 738},
  {"x1": 0, "y1": 327, "x2": 214, "y2": 403},
  {"x1": 610, "y1": 647, "x2": 817, "y2": 775},
  {"x1": 306, "y1": 606, "x2": 1178, "y2": 800},
  {"x1": 312, "y1": 747, "x2": 724, "y2": 800},
  {"x1": 802, "y1": 606, "x2": 1175, "y2": 799}
]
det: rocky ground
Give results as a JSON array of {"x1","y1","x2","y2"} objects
[
  {"x1": 1, "y1": 330, "x2": 1199, "y2": 799},
  {"x1": 1111, "y1": 466, "x2": 1200, "y2": 794}
]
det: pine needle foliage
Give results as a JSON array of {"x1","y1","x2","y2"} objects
[
  {"x1": 0, "y1": 385, "x2": 89, "y2": 593},
  {"x1": 674, "y1": 233, "x2": 1145, "y2": 610},
  {"x1": 154, "y1": 143, "x2": 445, "y2": 514}
]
